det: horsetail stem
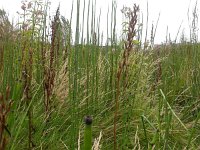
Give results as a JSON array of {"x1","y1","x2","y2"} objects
[{"x1": 84, "y1": 116, "x2": 92, "y2": 150}]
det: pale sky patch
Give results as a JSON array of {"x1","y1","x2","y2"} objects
[{"x1": 0, "y1": 0, "x2": 199, "y2": 44}]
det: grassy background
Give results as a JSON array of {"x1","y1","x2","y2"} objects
[{"x1": 0, "y1": 0, "x2": 200, "y2": 149}]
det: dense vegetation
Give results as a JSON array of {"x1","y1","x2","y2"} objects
[{"x1": 0, "y1": 0, "x2": 200, "y2": 149}]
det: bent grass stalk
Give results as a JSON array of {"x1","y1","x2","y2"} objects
[{"x1": 160, "y1": 89, "x2": 188, "y2": 131}]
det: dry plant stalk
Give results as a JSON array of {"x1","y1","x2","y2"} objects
[
  {"x1": 22, "y1": 47, "x2": 34, "y2": 149},
  {"x1": 92, "y1": 131, "x2": 102, "y2": 150},
  {"x1": 114, "y1": 4, "x2": 139, "y2": 150},
  {"x1": 0, "y1": 86, "x2": 12, "y2": 150},
  {"x1": 19, "y1": 1, "x2": 36, "y2": 148},
  {"x1": 21, "y1": 25, "x2": 34, "y2": 149},
  {"x1": 0, "y1": 46, "x2": 3, "y2": 72},
  {"x1": 78, "y1": 130, "x2": 81, "y2": 150},
  {"x1": 44, "y1": 7, "x2": 60, "y2": 116}
]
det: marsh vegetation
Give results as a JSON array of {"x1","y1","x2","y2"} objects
[{"x1": 0, "y1": 0, "x2": 200, "y2": 149}]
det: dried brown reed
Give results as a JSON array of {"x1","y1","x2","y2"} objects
[
  {"x1": 43, "y1": 7, "x2": 60, "y2": 116},
  {"x1": 22, "y1": 47, "x2": 34, "y2": 149},
  {"x1": 114, "y1": 4, "x2": 139, "y2": 150},
  {"x1": 0, "y1": 46, "x2": 3, "y2": 72},
  {"x1": 0, "y1": 86, "x2": 12, "y2": 150}
]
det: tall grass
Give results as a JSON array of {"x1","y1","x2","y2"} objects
[{"x1": 0, "y1": 0, "x2": 200, "y2": 149}]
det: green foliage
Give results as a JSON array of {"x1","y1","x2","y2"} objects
[{"x1": 0, "y1": 0, "x2": 200, "y2": 149}]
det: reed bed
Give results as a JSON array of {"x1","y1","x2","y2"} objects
[{"x1": 0, "y1": 0, "x2": 200, "y2": 149}]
